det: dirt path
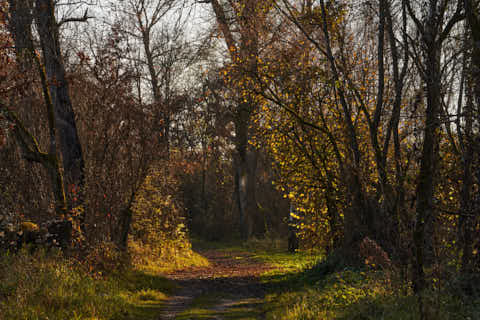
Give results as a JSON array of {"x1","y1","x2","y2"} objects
[{"x1": 159, "y1": 250, "x2": 273, "y2": 319}]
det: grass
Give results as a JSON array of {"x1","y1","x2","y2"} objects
[
  {"x1": 263, "y1": 267, "x2": 406, "y2": 320},
  {"x1": 175, "y1": 294, "x2": 264, "y2": 320},
  {"x1": 192, "y1": 236, "x2": 322, "y2": 271},
  {"x1": 176, "y1": 237, "x2": 324, "y2": 320},
  {"x1": 259, "y1": 250, "x2": 480, "y2": 320},
  {"x1": 3, "y1": 237, "x2": 478, "y2": 319},
  {"x1": 175, "y1": 294, "x2": 222, "y2": 319},
  {"x1": 114, "y1": 269, "x2": 175, "y2": 319},
  {"x1": 191, "y1": 238, "x2": 480, "y2": 319},
  {"x1": 0, "y1": 248, "x2": 128, "y2": 320},
  {"x1": 0, "y1": 249, "x2": 174, "y2": 320},
  {"x1": 129, "y1": 240, "x2": 209, "y2": 274},
  {"x1": 0, "y1": 239, "x2": 207, "y2": 320}
]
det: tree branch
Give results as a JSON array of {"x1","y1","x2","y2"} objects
[
  {"x1": 57, "y1": 9, "x2": 93, "y2": 27},
  {"x1": 438, "y1": 0, "x2": 464, "y2": 45},
  {"x1": 0, "y1": 102, "x2": 48, "y2": 164}
]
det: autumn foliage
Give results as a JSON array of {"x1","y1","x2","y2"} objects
[{"x1": 0, "y1": 0, "x2": 480, "y2": 318}]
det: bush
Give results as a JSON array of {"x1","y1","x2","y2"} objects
[
  {"x1": 131, "y1": 166, "x2": 188, "y2": 246},
  {"x1": 83, "y1": 240, "x2": 128, "y2": 273},
  {"x1": 129, "y1": 164, "x2": 209, "y2": 273}
]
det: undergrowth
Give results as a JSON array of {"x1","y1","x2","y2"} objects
[
  {"x1": 206, "y1": 236, "x2": 480, "y2": 319},
  {"x1": 5, "y1": 236, "x2": 479, "y2": 320},
  {"x1": 0, "y1": 238, "x2": 206, "y2": 320},
  {"x1": 0, "y1": 248, "x2": 129, "y2": 320},
  {"x1": 260, "y1": 249, "x2": 480, "y2": 320}
]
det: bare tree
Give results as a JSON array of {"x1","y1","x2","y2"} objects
[{"x1": 107, "y1": 0, "x2": 195, "y2": 158}]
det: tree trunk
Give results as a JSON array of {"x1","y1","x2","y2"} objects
[
  {"x1": 6, "y1": 0, "x2": 68, "y2": 217},
  {"x1": 406, "y1": 4, "x2": 463, "y2": 318},
  {"x1": 343, "y1": 171, "x2": 371, "y2": 246},
  {"x1": 7, "y1": 0, "x2": 34, "y2": 69},
  {"x1": 325, "y1": 190, "x2": 340, "y2": 252},
  {"x1": 141, "y1": 27, "x2": 170, "y2": 157},
  {"x1": 117, "y1": 207, "x2": 133, "y2": 250},
  {"x1": 385, "y1": 0, "x2": 408, "y2": 260},
  {"x1": 2, "y1": 106, "x2": 67, "y2": 216},
  {"x1": 413, "y1": 22, "x2": 442, "y2": 298},
  {"x1": 34, "y1": 0, "x2": 85, "y2": 205},
  {"x1": 464, "y1": 0, "x2": 480, "y2": 271},
  {"x1": 458, "y1": 51, "x2": 474, "y2": 272},
  {"x1": 207, "y1": 0, "x2": 263, "y2": 240},
  {"x1": 234, "y1": 105, "x2": 259, "y2": 239}
]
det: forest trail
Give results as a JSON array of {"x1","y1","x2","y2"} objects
[{"x1": 159, "y1": 248, "x2": 274, "y2": 319}]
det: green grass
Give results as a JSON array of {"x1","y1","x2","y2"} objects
[
  {"x1": 175, "y1": 294, "x2": 264, "y2": 320},
  {"x1": 263, "y1": 268, "x2": 405, "y2": 320},
  {"x1": 191, "y1": 238, "x2": 480, "y2": 319},
  {"x1": 260, "y1": 251, "x2": 480, "y2": 320},
  {"x1": 5, "y1": 238, "x2": 478, "y2": 320},
  {"x1": 0, "y1": 240, "x2": 206, "y2": 320},
  {"x1": 175, "y1": 294, "x2": 221, "y2": 319},
  {"x1": 0, "y1": 249, "x2": 127, "y2": 320},
  {"x1": 192, "y1": 236, "x2": 322, "y2": 270},
  {"x1": 177, "y1": 238, "x2": 324, "y2": 320},
  {"x1": 114, "y1": 269, "x2": 175, "y2": 320}
]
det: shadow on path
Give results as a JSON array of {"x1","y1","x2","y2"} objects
[{"x1": 159, "y1": 250, "x2": 272, "y2": 319}]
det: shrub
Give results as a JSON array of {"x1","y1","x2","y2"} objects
[
  {"x1": 131, "y1": 167, "x2": 187, "y2": 246},
  {"x1": 129, "y1": 164, "x2": 209, "y2": 273}
]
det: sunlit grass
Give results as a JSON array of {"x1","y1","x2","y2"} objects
[
  {"x1": 192, "y1": 236, "x2": 322, "y2": 271},
  {"x1": 6, "y1": 237, "x2": 478, "y2": 320},
  {"x1": 0, "y1": 236, "x2": 210, "y2": 320},
  {"x1": 261, "y1": 252, "x2": 480, "y2": 320},
  {"x1": 191, "y1": 238, "x2": 480, "y2": 319},
  {"x1": 129, "y1": 239, "x2": 209, "y2": 274},
  {"x1": 0, "y1": 248, "x2": 128, "y2": 320},
  {"x1": 264, "y1": 268, "x2": 401, "y2": 320},
  {"x1": 0, "y1": 248, "x2": 178, "y2": 320}
]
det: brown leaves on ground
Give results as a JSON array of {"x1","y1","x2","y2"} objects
[
  {"x1": 160, "y1": 249, "x2": 273, "y2": 319},
  {"x1": 166, "y1": 250, "x2": 272, "y2": 280}
]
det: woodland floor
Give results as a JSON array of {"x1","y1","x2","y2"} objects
[{"x1": 159, "y1": 248, "x2": 275, "y2": 320}]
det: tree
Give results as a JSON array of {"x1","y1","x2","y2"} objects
[
  {"x1": 68, "y1": 27, "x2": 159, "y2": 249},
  {"x1": 201, "y1": 0, "x2": 272, "y2": 239},
  {"x1": 461, "y1": 0, "x2": 480, "y2": 273},
  {"x1": 107, "y1": 0, "x2": 195, "y2": 158},
  {"x1": 263, "y1": 0, "x2": 410, "y2": 254},
  {"x1": 6, "y1": 0, "x2": 86, "y2": 223},
  {"x1": 405, "y1": 0, "x2": 464, "y2": 307},
  {"x1": 4, "y1": 1, "x2": 71, "y2": 216},
  {"x1": 34, "y1": 0, "x2": 86, "y2": 198}
]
